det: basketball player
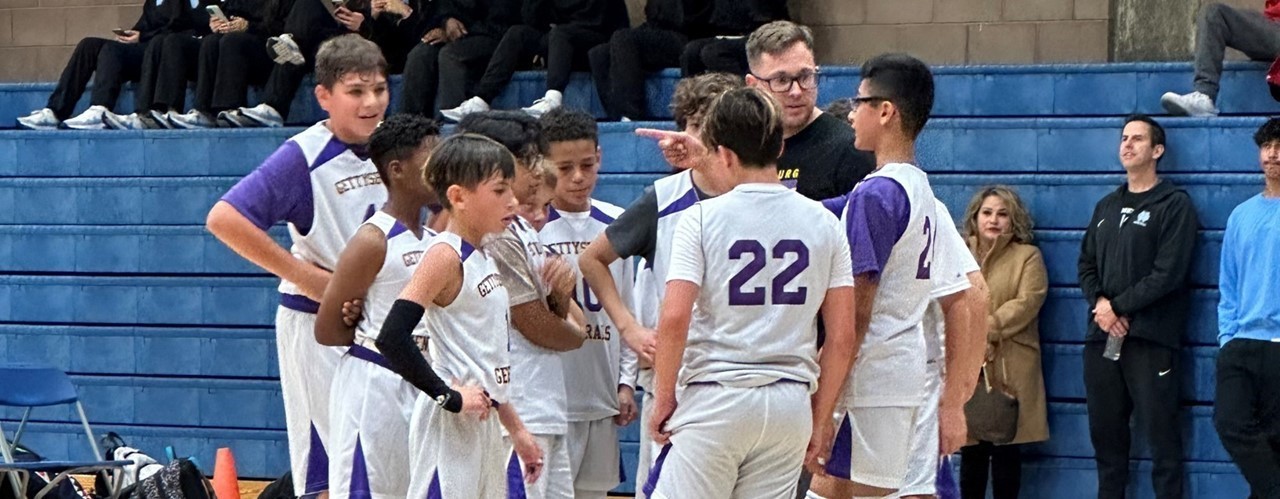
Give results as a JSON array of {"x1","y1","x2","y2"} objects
[
  {"x1": 458, "y1": 111, "x2": 588, "y2": 499},
  {"x1": 310, "y1": 114, "x2": 441, "y2": 499},
  {"x1": 578, "y1": 73, "x2": 742, "y2": 497},
  {"x1": 205, "y1": 35, "x2": 389, "y2": 499},
  {"x1": 808, "y1": 53, "x2": 942, "y2": 499},
  {"x1": 644, "y1": 87, "x2": 858, "y2": 498},
  {"x1": 538, "y1": 107, "x2": 641, "y2": 498},
  {"x1": 373, "y1": 134, "x2": 544, "y2": 499}
]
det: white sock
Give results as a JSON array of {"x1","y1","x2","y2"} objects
[{"x1": 543, "y1": 89, "x2": 563, "y2": 104}]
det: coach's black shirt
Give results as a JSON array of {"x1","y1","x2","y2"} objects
[{"x1": 778, "y1": 112, "x2": 875, "y2": 201}]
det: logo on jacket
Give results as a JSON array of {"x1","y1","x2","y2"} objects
[{"x1": 1134, "y1": 210, "x2": 1151, "y2": 227}]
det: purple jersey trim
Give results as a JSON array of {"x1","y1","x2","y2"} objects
[
  {"x1": 643, "y1": 443, "x2": 673, "y2": 497},
  {"x1": 386, "y1": 220, "x2": 409, "y2": 239},
  {"x1": 822, "y1": 193, "x2": 848, "y2": 217},
  {"x1": 459, "y1": 240, "x2": 476, "y2": 262},
  {"x1": 281, "y1": 293, "x2": 321, "y2": 314},
  {"x1": 547, "y1": 207, "x2": 563, "y2": 223},
  {"x1": 845, "y1": 176, "x2": 910, "y2": 279},
  {"x1": 304, "y1": 424, "x2": 329, "y2": 494},
  {"x1": 589, "y1": 205, "x2": 616, "y2": 224},
  {"x1": 310, "y1": 137, "x2": 350, "y2": 171},
  {"x1": 657, "y1": 188, "x2": 699, "y2": 219},
  {"x1": 348, "y1": 344, "x2": 391, "y2": 370},
  {"x1": 506, "y1": 452, "x2": 526, "y2": 497},
  {"x1": 348, "y1": 437, "x2": 370, "y2": 498},
  {"x1": 222, "y1": 140, "x2": 316, "y2": 234}
]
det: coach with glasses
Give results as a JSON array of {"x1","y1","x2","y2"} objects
[{"x1": 744, "y1": 21, "x2": 873, "y2": 201}]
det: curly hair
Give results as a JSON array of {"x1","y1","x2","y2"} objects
[
  {"x1": 962, "y1": 185, "x2": 1036, "y2": 244},
  {"x1": 539, "y1": 107, "x2": 598, "y2": 145},
  {"x1": 670, "y1": 72, "x2": 744, "y2": 130},
  {"x1": 368, "y1": 113, "x2": 441, "y2": 185},
  {"x1": 456, "y1": 110, "x2": 547, "y2": 168}
]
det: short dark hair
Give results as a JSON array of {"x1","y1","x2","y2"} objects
[
  {"x1": 368, "y1": 114, "x2": 441, "y2": 186},
  {"x1": 1124, "y1": 114, "x2": 1167, "y2": 149},
  {"x1": 860, "y1": 53, "x2": 934, "y2": 138},
  {"x1": 701, "y1": 87, "x2": 784, "y2": 168},
  {"x1": 315, "y1": 34, "x2": 387, "y2": 88},
  {"x1": 671, "y1": 73, "x2": 744, "y2": 129},
  {"x1": 455, "y1": 110, "x2": 547, "y2": 167},
  {"x1": 1253, "y1": 117, "x2": 1280, "y2": 146},
  {"x1": 824, "y1": 98, "x2": 854, "y2": 121},
  {"x1": 425, "y1": 134, "x2": 516, "y2": 210},
  {"x1": 746, "y1": 21, "x2": 814, "y2": 67},
  {"x1": 539, "y1": 108, "x2": 598, "y2": 146}
]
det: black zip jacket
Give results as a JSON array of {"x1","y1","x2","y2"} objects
[
  {"x1": 132, "y1": 0, "x2": 207, "y2": 42},
  {"x1": 522, "y1": 0, "x2": 629, "y2": 33},
  {"x1": 643, "y1": 0, "x2": 712, "y2": 36},
  {"x1": 707, "y1": 0, "x2": 787, "y2": 36},
  {"x1": 437, "y1": 0, "x2": 521, "y2": 39},
  {"x1": 1077, "y1": 179, "x2": 1200, "y2": 348}
]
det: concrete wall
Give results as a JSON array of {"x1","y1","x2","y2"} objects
[{"x1": 0, "y1": 0, "x2": 1264, "y2": 82}]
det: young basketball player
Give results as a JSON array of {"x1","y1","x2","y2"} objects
[
  {"x1": 457, "y1": 111, "x2": 587, "y2": 499},
  {"x1": 516, "y1": 161, "x2": 557, "y2": 233},
  {"x1": 808, "y1": 53, "x2": 942, "y2": 499},
  {"x1": 205, "y1": 34, "x2": 389, "y2": 499},
  {"x1": 643, "y1": 87, "x2": 857, "y2": 498},
  {"x1": 578, "y1": 73, "x2": 742, "y2": 497},
  {"x1": 537, "y1": 108, "x2": 642, "y2": 499},
  {"x1": 310, "y1": 114, "x2": 441, "y2": 499},
  {"x1": 373, "y1": 134, "x2": 544, "y2": 499}
]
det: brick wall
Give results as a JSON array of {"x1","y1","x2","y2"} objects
[{"x1": 0, "y1": 0, "x2": 144, "y2": 81}]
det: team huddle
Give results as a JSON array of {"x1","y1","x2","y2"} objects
[{"x1": 208, "y1": 32, "x2": 991, "y2": 499}]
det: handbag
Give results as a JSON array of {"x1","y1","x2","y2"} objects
[{"x1": 964, "y1": 355, "x2": 1019, "y2": 444}]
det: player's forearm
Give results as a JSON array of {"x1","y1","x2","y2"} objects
[
  {"x1": 652, "y1": 302, "x2": 692, "y2": 401},
  {"x1": 497, "y1": 402, "x2": 526, "y2": 435},
  {"x1": 511, "y1": 301, "x2": 586, "y2": 351},
  {"x1": 314, "y1": 300, "x2": 356, "y2": 346},
  {"x1": 812, "y1": 287, "x2": 857, "y2": 421},
  {"x1": 581, "y1": 240, "x2": 641, "y2": 332},
  {"x1": 207, "y1": 201, "x2": 326, "y2": 294}
]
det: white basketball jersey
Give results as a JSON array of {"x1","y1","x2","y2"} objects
[
  {"x1": 424, "y1": 232, "x2": 512, "y2": 404},
  {"x1": 280, "y1": 122, "x2": 387, "y2": 298},
  {"x1": 652, "y1": 170, "x2": 700, "y2": 304},
  {"x1": 503, "y1": 216, "x2": 568, "y2": 434},
  {"x1": 541, "y1": 200, "x2": 636, "y2": 422},
  {"x1": 666, "y1": 183, "x2": 854, "y2": 391},
  {"x1": 354, "y1": 211, "x2": 435, "y2": 344},
  {"x1": 922, "y1": 200, "x2": 979, "y2": 363},
  {"x1": 842, "y1": 162, "x2": 937, "y2": 408}
]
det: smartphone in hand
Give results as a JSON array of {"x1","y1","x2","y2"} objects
[
  {"x1": 111, "y1": 28, "x2": 131, "y2": 36},
  {"x1": 206, "y1": 5, "x2": 229, "y2": 23}
]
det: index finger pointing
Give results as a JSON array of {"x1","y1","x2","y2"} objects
[{"x1": 635, "y1": 128, "x2": 678, "y2": 140}]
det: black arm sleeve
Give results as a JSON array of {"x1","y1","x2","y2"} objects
[{"x1": 375, "y1": 299, "x2": 463, "y2": 413}]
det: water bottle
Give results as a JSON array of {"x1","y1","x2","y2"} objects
[{"x1": 1103, "y1": 335, "x2": 1124, "y2": 361}]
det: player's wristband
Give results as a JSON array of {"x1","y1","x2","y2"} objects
[{"x1": 377, "y1": 299, "x2": 462, "y2": 413}]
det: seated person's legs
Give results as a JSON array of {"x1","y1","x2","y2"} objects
[
  {"x1": 19, "y1": 37, "x2": 114, "y2": 129},
  {"x1": 436, "y1": 34, "x2": 502, "y2": 111},
  {"x1": 440, "y1": 25, "x2": 545, "y2": 121},
  {"x1": 521, "y1": 24, "x2": 612, "y2": 117},
  {"x1": 680, "y1": 37, "x2": 717, "y2": 77},
  {"x1": 605, "y1": 25, "x2": 686, "y2": 120},
  {"x1": 400, "y1": 41, "x2": 444, "y2": 116},
  {"x1": 59, "y1": 39, "x2": 147, "y2": 129},
  {"x1": 1162, "y1": 2, "x2": 1280, "y2": 116}
]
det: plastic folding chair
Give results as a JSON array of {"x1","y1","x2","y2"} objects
[{"x1": 0, "y1": 363, "x2": 129, "y2": 499}]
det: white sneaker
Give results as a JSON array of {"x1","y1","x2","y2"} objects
[
  {"x1": 1160, "y1": 91, "x2": 1219, "y2": 117},
  {"x1": 169, "y1": 109, "x2": 217, "y2": 129},
  {"x1": 237, "y1": 103, "x2": 283, "y2": 127},
  {"x1": 17, "y1": 108, "x2": 59, "y2": 130},
  {"x1": 521, "y1": 90, "x2": 562, "y2": 118},
  {"x1": 102, "y1": 111, "x2": 150, "y2": 130},
  {"x1": 151, "y1": 109, "x2": 176, "y2": 129},
  {"x1": 267, "y1": 34, "x2": 304, "y2": 66},
  {"x1": 441, "y1": 96, "x2": 490, "y2": 122},
  {"x1": 62, "y1": 105, "x2": 109, "y2": 130}
]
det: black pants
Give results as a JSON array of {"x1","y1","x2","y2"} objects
[
  {"x1": 400, "y1": 34, "x2": 500, "y2": 116},
  {"x1": 136, "y1": 33, "x2": 202, "y2": 112},
  {"x1": 588, "y1": 24, "x2": 685, "y2": 120},
  {"x1": 1214, "y1": 338, "x2": 1280, "y2": 499},
  {"x1": 46, "y1": 37, "x2": 147, "y2": 120},
  {"x1": 193, "y1": 32, "x2": 272, "y2": 114},
  {"x1": 960, "y1": 442, "x2": 1022, "y2": 499},
  {"x1": 262, "y1": 0, "x2": 347, "y2": 118},
  {"x1": 1083, "y1": 338, "x2": 1184, "y2": 499},
  {"x1": 680, "y1": 36, "x2": 748, "y2": 77},
  {"x1": 472, "y1": 24, "x2": 611, "y2": 102}
]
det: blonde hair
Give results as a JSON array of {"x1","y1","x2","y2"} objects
[
  {"x1": 538, "y1": 159, "x2": 558, "y2": 188},
  {"x1": 962, "y1": 185, "x2": 1035, "y2": 244}
]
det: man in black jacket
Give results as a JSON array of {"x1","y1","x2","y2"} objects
[{"x1": 1077, "y1": 114, "x2": 1199, "y2": 499}]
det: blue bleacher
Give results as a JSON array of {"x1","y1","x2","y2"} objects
[{"x1": 1, "y1": 62, "x2": 1267, "y2": 497}]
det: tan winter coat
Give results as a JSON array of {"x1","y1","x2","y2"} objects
[{"x1": 967, "y1": 234, "x2": 1051, "y2": 445}]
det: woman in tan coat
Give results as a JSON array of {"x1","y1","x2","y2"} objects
[{"x1": 959, "y1": 186, "x2": 1050, "y2": 499}]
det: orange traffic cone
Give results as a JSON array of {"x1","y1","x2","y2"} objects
[{"x1": 213, "y1": 447, "x2": 241, "y2": 499}]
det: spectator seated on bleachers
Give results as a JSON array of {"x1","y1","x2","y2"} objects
[
  {"x1": 16, "y1": 0, "x2": 206, "y2": 130},
  {"x1": 366, "y1": 0, "x2": 434, "y2": 75},
  {"x1": 1161, "y1": 1, "x2": 1280, "y2": 117},
  {"x1": 398, "y1": 0, "x2": 521, "y2": 118},
  {"x1": 438, "y1": 0, "x2": 629, "y2": 121},
  {"x1": 586, "y1": 0, "x2": 710, "y2": 121},
  {"x1": 680, "y1": 0, "x2": 787, "y2": 77},
  {"x1": 167, "y1": 0, "x2": 276, "y2": 129}
]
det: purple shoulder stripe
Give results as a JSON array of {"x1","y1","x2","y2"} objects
[
  {"x1": 459, "y1": 240, "x2": 476, "y2": 262},
  {"x1": 310, "y1": 137, "x2": 351, "y2": 171},
  {"x1": 589, "y1": 205, "x2": 616, "y2": 224},
  {"x1": 547, "y1": 207, "x2": 562, "y2": 223},
  {"x1": 657, "y1": 189, "x2": 698, "y2": 219}
]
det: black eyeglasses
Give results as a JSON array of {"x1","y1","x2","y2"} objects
[
  {"x1": 851, "y1": 96, "x2": 891, "y2": 109},
  {"x1": 751, "y1": 69, "x2": 821, "y2": 92}
]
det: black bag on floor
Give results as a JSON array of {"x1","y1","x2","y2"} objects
[
  {"x1": 116, "y1": 459, "x2": 213, "y2": 499},
  {"x1": 0, "y1": 444, "x2": 93, "y2": 499},
  {"x1": 256, "y1": 473, "x2": 293, "y2": 499}
]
